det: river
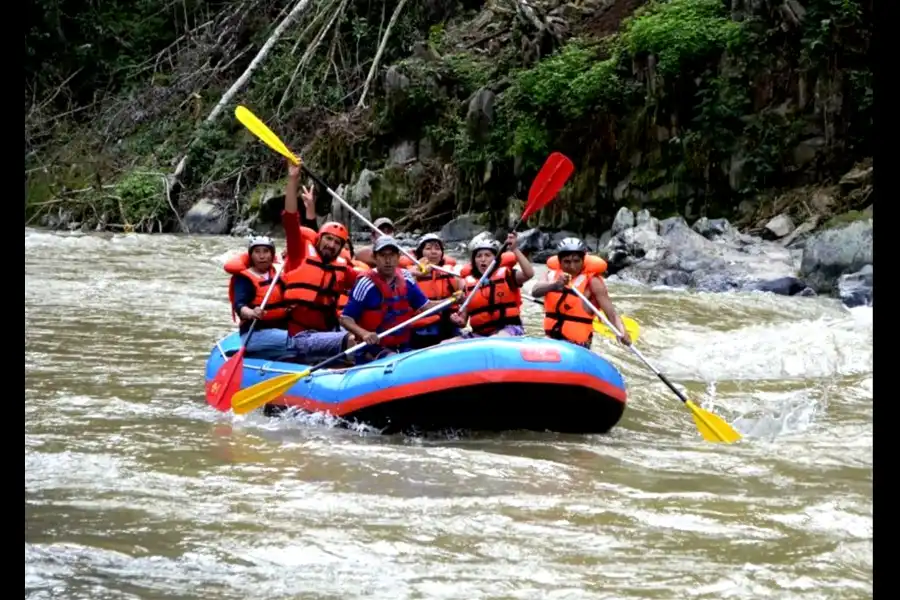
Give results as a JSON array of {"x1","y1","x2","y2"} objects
[{"x1": 25, "y1": 228, "x2": 872, "y2": 600}]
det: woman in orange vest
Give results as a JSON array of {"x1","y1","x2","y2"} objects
[
  {"x1": 406, "y1": 233, "x2": 463, "y2": 349},
  {"x1": 531, "y1": 237, "x2": 631, "y2": 347},
  {"x1": 447, "y1": 232, "x2": 535, "y2": 340},
  {"x1": 223, "y1": 236, "x2": 291, "y2": 360}
]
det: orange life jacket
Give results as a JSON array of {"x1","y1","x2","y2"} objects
[
  {"x1": 397, "y1": 251, "x2": 423, "y2": 269},
  {"x1": 542, "y1": 270, "x2": 596, "y2": 344},
  {"x1": 351, "y1": 259, "x2": 371, "y2": 272},
  {"x1": 223, "y1": 253, "x2": 288, "y2": 325},
  {"x1": 281, "y1": 239, "x2": 352, "y2": 336},
  {"x1": 463, "y1": 266, "x2": 522, "y2": 335},
  {"x1": 356, "y1": 269, "x2": 416, "y2": 348},
  {"x1": 410, "y1": 257, "x2": 459, "y2": 330},
  {"x1": 545, "y1": 254, "x2": 608, "y2": 275},
  {"x1": 458, "y1": 252, "x2": 515, "y2": 278}
]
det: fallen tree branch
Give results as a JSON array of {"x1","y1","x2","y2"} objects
[
  {"x1": 357, "y1": 0, "x2": 410, "y2": 108},
  {"x1": 277, "y1": 0, "x2": 349, "y2": 117},
  {"x1": 170, "y1": 0, "x2": 314, "y2": 188}
]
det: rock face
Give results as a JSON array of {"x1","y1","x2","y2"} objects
[
  {"x1": 184, "y1": 198, "x2": 229, "y2": 234},
  {"x1": 602, "y1": 210, "x2": 806, "y2": 294},
  {"x1": 799, "y1": 218, "x2": 873, "y2": 304}
]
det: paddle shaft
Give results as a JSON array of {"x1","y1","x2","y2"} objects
[
  {"x1": 567, "y1": 285, "x2": 690, "y2": 405},
  {"x1": 304, "y1": 294, "x2": 460, "y2": 375},
  {"x1": 300, "y1": 166, "x2": 456, "y2": 277},
  {"x1": 240, "y1": 261, "x2": 286, "y2": 346}
]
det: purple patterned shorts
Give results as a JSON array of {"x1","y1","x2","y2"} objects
[{"x1": 460, "y1": 325, "x2": 526, "y2": 338}]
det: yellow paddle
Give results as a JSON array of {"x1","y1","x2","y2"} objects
[
  {"x1": 230, "y1": 293, "x2": 463, "y2": 415},
  {"x1": 234, "y1": 105, "x2": 455, "y2": 278},
  {"x1": 566, "y1": 285, "x2": 741, "y2": 444},
  {"x1": 235, "y1": 105, "x2": 300, "y2": 166},
  {"x1": 522, "y1": 293, "x2": 641, "y2": 343}
]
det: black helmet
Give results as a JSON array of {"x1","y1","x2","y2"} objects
[
  {"x1": 415, "y1": 233, "x2": 443, "y2": 258},
  {"x1": 556, "y1": 237, "x2": 587, "y2": 256}
]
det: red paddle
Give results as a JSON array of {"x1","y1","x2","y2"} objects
[
  {"x1": 207, "y1": 262, "x2": 285, "y2": 411},
  {"x1": 458, "y1": 152, "x2": 575, "y2": 312}
]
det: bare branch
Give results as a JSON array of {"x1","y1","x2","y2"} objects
[
  {"x1": 357, "y1": 0, "x2": 410, "y2": 108},
  {"x1": 171, "y1": 0, "x2": 315, "y2": 187}
]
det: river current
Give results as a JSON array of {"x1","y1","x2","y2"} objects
[{"x1": 25, "y1": 228, "x2": 872, "y2": 599}]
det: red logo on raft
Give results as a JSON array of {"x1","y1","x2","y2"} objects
[{"x1": 519, "y1": 348, "x2": 561, "y2": 363}]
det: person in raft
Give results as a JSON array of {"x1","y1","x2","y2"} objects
[
  {"x1": 340, "y1": 236, "x2": 460, "y2": 363},
  {"x1": 407, "y1": 233, "x2": 464, "y2": 349},
  {"x1": 280, "y1": 162, "x2": 359, "y2": 363},
  {"x1": 352, "y1": 216, "x2": 396, "y2": 267},
  {"x1": 530, "y1": 237, "x2": 632, "y2": 348},
  {"x1": 224, "y1": 235, "x2": 291, "y2": 360},
  {"x1": 445, "y1": 232, "x2": 535, "y2": 340}
]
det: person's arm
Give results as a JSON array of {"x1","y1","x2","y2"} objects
[
  {"x1": 531, "y1": 271, "x2": 565, "y2": 297},
  {"x1": 339, "y1": 279, "x2": 380, "y2": 345},
  {"x1": 504, "y1": 232, "x2": 533, "y2": 286},
  {"x1": 299, "y1": 181, "x2": 319, "y2": 229},
  {"x1": 588, "y1": 276, "x2": 631, "y2": 345},
  {"x1": 232, "y1": 275, "x2": 259, "y2": 320},
  {"x1": 282, "y1": 163, "x2": 305, "y2": 266}
]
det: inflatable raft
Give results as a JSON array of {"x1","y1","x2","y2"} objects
[{"x1": 205, "y1": 333, "x2": 628, "y2": 434}]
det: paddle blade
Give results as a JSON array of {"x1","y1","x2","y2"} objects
[
  {"x1": 593, "y1": 315, "x2": 641, "y2": 343},
  {"x1": 230, "y1": 370, "x2": 308, "y2": 415},
  {"x1": 234, "y1": 105, "x2": 300, "y2": 165},
  {"x1": 206, "y1": 348, "x2": 245, "y2": 411},
  {"x1": 524, "y1": 152, "x2": 575, "y2": 219},
  {"x1": 685, "y1": 399, "x2": 742, "y2": 443}
]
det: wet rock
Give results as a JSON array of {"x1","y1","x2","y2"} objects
[
  {"x1": 764, "y1": 214, "x2": 795, "y2": 239},
  {"x1": 746, "y1": 277, "x2": 808, "y2": 296},
  {"x1": 604, "y1": 214, "x2": 801, "y2": 295},
  {"x1": 466, "y1": 87, "x2": 495, "y2": 142},
  {"x1": 516, "y1": 227, "x2": 550, "y2": 253},
  {"x1": 692, "y1": 217, "x2": 733, "y2": 240},
  {"x1": 780, "y1": 216, "x2": 819, "y2": 248},
  {"x1": 184, "y1": 198, "x2": 229, "y2": 234},
  {"x1": 635, "y1": 209, "x2": 659, "y2": 232},
  {"x1": 440, "y1": 214, "x2": 485, "y2": 242},
  {"x1": 837, "y1": 265, "x2": 873, "y2": 308},
  {"x1": 611, "y1": 206, "x2": 634, "y2": 234},
  {"x1": 839, "y1": 164, "x2": 873, "y2": 190},
  {"x1": 387, "y1": 141, "x2": 417, "y2": 166},
  {"x1": 799, "y1": 218, "x2": 873, "y2": 293}
]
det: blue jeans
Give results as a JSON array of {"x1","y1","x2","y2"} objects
[{"x1": 243, "y1": 328, "x2": 291, "y2": 360}]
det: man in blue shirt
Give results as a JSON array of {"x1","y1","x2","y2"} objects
[{"x1": 340, "y1": 236, "x2": 444, "y2": 363}]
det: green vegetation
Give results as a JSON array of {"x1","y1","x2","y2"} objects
[{"x1": 25, "y1": 0, "x2": 873, "y2": 234}]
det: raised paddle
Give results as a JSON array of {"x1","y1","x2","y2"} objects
[
  {"x1": 207, "y1": 261, "x2": 286, "y2": 411},
  {"x1": 566, "y1": 285, "x2": 741, "y2": 443},
  {"x1": 521, "y1": 293, "x2": 641, "y2": 343},
  {"x1": 458, "y1": 152, "x2": 574, "y2": 314},
  {"x1": 229, "y1": 293, "x2": 464, "y2": 415},
  {"x1": 234, "y1": 105, "x2": 455, "y2": 277}
]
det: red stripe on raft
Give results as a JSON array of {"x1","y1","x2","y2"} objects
[{"x1": 268, "y1": 369, "x2": 627, "y2": 417}]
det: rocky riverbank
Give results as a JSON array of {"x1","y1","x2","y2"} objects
[{"x1": 433, "y1": 162, "x2": 873, "y2": 309}]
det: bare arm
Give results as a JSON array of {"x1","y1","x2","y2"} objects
[
  {"x1": 588, "y1": 276, "x2": 631, "y2": 345},
  {"x1": 531, "y1": 273, "x2": 564, "y2": 298}
]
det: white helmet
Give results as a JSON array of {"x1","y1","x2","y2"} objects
[{"x1": 248, "y1": 235, "x2": 275, "y2": 251}]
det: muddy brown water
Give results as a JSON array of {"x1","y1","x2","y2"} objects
[{"x1": 25, "y1": 229, "x2": 872, "y2": 599}]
